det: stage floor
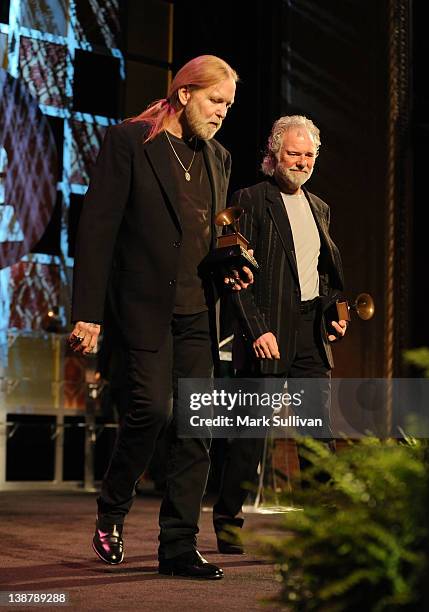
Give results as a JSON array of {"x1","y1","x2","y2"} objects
[{"x1": 1, "y1": 491, "x2": 283, "y2": 611}]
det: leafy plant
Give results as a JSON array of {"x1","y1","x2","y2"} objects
[
  {"x1": 403, "y1": 347, "x2": 429, "y2": 378},
  {"x1": 260, "y1": 438, "x2": 428, "y2": 611}
]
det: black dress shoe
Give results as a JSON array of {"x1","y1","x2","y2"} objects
[
  {"x1": 159, "y1": 550, "x2": 223, "y2": 579},
  {"x1": 92, "y1": 522, "x2": 124, "y2": 564},
  {"x1": 216, "y1": 530, "x2": 244, "y2": 554},
  {"x1": 214, "y1": 517, "x2": 244, "y2": 554}
]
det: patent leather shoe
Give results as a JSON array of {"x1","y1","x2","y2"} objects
[
  {"x1": 92, "y1": 522, "x2": 124, "y2": 564},
  {"x1": 159, "y1": 550, "x2": 223, "y2": 579}
]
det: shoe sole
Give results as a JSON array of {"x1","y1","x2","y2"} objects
[
  {"x1": 92, "y1": 541, "x2": 124, "y2": 565},
  {"x1": 158, "y1": 570, "x2": 223, "y2": 579},
  {"x1": 158, "y1": 566, "x2": 223, "y2": 580}
]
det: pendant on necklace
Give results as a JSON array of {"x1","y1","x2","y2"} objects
[{"x1": 185, "y1": 172, "x2": 191, "y2": 181}]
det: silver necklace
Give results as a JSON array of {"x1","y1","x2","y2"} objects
[{"x1": 165, "y1": 131, "x2": 197, "y2": 181}]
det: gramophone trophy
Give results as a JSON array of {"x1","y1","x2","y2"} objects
[
  {"x1": 202, "y1": 206, "x2": 259, "y2": 275},
  {"x1": 332, "y1": 293, "x2": 375, "y2": 322}
]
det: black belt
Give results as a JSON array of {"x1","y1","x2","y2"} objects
[{"x1": 299, "y1": 297, "x2": 320, "y2": 314}]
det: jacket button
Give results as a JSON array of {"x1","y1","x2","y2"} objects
[
  {"x1": 169, "y1": 279, "x2": 176, "y2": 286},
  {"x1": 173, "y1": 241, "x2": 181, "y2": 248}
]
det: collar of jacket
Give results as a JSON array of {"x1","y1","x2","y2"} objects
[
  {"x1": 264, "y1": 179, "x2": 341, "y2": 286},
  {"x1": 264, "y1": 178, "x2": 299, "y2": 283},
  {"x1": 144, "y1": 131, "x2": 225, "y2": 234}
]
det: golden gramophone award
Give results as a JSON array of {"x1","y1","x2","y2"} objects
[
  {"x1": 334, "y1": 293, "x2": 375, "y2": 322},
  {"x1": 202, "y1": 206, "x2": 259, "y2": 276},
  {"x1": 324, "y1": 292, "x2": 375, "y2": 339}
]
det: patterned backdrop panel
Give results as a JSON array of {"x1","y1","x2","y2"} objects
[
  {"x1": 19, "y1": 37, "x2": 68, "y2": 108},
  {"x1": 9, "y1": 261, "x2": 59, "y2": 329}
]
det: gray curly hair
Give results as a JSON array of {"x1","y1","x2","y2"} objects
[{"x1": 261, "y1": 115, "x2": 321, "y2": 176}]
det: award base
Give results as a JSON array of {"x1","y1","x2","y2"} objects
[
  {"x1": 336, "y1": 300, "x2": 351, "y2": 322},
  {"x1": 323, "y1": 293, "x2": 374, "y2": 325},
  {"x1": 205, "y1": 243, "x2": 259, "y2": 273}
]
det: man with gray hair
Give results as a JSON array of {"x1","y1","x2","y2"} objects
[{"x1": 213, "y1": 115, "x2": 347, "y2": 553}]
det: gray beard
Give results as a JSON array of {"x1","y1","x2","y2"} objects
[
  {"x1": 275, "y1": 165, "x2": 312, "y2": 191},
  {"x1": 185, "y1": 106, "x2": 220, "y2": 140}
]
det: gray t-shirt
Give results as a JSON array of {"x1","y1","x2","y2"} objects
[{"x1": 281, "y1": 192, "x2": 320, "y2": 301}]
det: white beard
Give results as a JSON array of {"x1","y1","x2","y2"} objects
[{"x1": 275, "y1": 164, "x2": 313, "y2": 190}]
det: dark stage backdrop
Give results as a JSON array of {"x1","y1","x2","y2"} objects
[{"x1": 412, "y1": 1, "x2": 429, "y2": 355}]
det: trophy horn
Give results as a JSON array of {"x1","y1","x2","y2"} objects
[
  {"x1": 351, "y1": 293, "x2": 375, "y2": 321},
  {"x1": 215, "y1": 206, "x2": 244, "y2": 228},
  {"x1": 203, "y1": 205, "x2": 259, "y2": 273}
]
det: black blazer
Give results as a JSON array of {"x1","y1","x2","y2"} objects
[
  {"x1": 71, "y1": 120, "x2": 231, "y2": 350},
  {"x1": 229, "y1": 179, "x2": 344, "y2": 374}
]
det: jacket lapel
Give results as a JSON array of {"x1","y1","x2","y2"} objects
[
  {"x1": 144, "y1": 132, "x2": 182, "y2": 231},
  {"x1": 304, "y1": 188, "x2": 331, "y2": 250},
  {"x1": 145, "y1": 133, "x2": 227, "y2": 248},
  {"x1": 203, "y1": 140, "x2": 226, "y2": 246},
  {"x1": 265, "y1": 181, "x2": 300, "y2": 284},
  {"x1": 304, "y1": 188, "x2": 343, "y2": 285}
]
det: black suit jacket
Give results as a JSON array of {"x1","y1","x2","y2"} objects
[
  {"x1": 71, "y1": 120, "x2": 231, "y2": 350},
  {"x1": 229, "y1": 179, "x2": 344, "y2": 374}
]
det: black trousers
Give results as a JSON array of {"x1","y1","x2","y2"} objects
[
  {"x1": 214, "y1": 304, "x2": 331, "y2": 521},
  {"x1": 98, "y1": 311, "x2": 213, "y2": 559}
]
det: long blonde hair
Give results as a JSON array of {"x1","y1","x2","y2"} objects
[{"x1": 132, "y1": 55, "x2": 238, "y2": 142}]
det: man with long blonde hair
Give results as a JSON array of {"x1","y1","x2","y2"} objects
[{"x1": 70, "y1": 55, "x2": 242, "y2": 579}]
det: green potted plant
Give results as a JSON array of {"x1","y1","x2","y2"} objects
[{"x1": 260, "y1": 437, "x2": 428, "y2": 611}]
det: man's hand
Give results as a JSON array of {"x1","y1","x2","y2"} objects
[
  {"x1": 224, "y1": 250, "x2": 254, "y2": 291},
  {"x1": 328, "y1": 319, "x2": 348, "y2": 342},
  {"x1": 253, "y1": 332, "x2": 280, "y2": 359},
  {"x1": 69, "y1": 321, "x2": 101, "y2": 354}
]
